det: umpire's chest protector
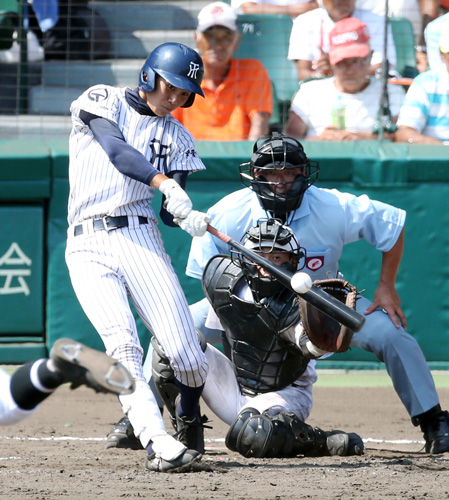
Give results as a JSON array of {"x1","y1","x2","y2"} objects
[{"x1": 202, "y1": 255, "x2": 309, "y2": 396}]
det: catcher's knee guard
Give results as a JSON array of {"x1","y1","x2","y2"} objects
[
  {"x1": 151, "y1": 331, "x2": 207, "y2": 426},
  {"x1": 225, "y1": 407, "x2": 261, "y2": 452}
]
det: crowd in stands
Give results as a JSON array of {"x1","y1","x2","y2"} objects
[
  {"x1": 183, "y1": 0, "x2": 449, "y2": 144},
  {"x1": 1, "y1": 0, "x2": 449, "y2": 143}
]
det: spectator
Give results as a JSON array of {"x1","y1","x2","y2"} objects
[
  {"x1": 287, "y1": 0, "x2": 397, "y2": 81},
  {"x1": 396, "y1": 26, "x2": 449, "y2": 144},
  {"x1": 355, "y1": 0, "x2": 440, "y2": 74},
  {"x1": 284, "y1": 17, "x2": 405, "y2": 141},
  {"x1": 231, "y1": 0, "x2": 318, "y2": 17},
  {"x1": 424, "y1": 4, "x2": 449, "y2": 70},
  {"x1": 172, "y1": 1, "x2": 273, "y2": 141}
]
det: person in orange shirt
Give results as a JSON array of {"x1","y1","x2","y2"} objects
[{"x1": 172, "y1": 2, "x2": 273, "y2": 141}]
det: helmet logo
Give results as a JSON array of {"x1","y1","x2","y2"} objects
[{"x1": 187, "y1": 62, "x2": 200, "y2": 79}]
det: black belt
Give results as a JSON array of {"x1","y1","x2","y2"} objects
[{"x1": 74, "y1": 216, "x2": 149, "y2": 236}]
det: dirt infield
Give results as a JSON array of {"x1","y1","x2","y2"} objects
[{"x1": 1, "y1": 382, "x2": 449, "y2": 500}]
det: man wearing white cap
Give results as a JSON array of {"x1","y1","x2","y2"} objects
[
  {"x1": 396, "y1": 24, "x2": 449, "y2": 144},
  {"x1": 172, "y1": 1, "x2": 273, "y2": 141}
]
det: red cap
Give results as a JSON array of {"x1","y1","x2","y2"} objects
[
  {"x1": 441, "y1": 1, "x2": 449, "y2": 10},
  {"x1": 329, "y1": 17, "x2": 371, "y2": 65}
]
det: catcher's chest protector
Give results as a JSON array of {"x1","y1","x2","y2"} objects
[{"x1": 202, "y1": 255, "x2": 309, "y2": 396}]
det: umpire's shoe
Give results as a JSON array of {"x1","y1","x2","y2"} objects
[
  {"x1": 106, "y1": 416, "x2": 143, "y2": 450},
  {"x1": 174, "y1": 396, "x2": 209, "y2": 454},
  {"x1": 415, "y1": 406, "x2": 449, "y2": 454},
  {"x1": 50, "y1": 338, "x2": 135, "y2": 396},
  {"x1": 146, "y1": 448, "x2": 202, "y2": 473}
]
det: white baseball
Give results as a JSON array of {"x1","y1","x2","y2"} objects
[{"x1": 290, "y1": 272, "x2": 313, "y2": 294}]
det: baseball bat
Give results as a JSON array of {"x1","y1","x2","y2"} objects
[{"x1": 207, "y1": 225, "x2": 366, "y2": 332}]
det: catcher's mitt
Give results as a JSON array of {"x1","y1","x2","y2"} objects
[{"x1": 298, "y1": 278, "x2": 359, "y2": 353}]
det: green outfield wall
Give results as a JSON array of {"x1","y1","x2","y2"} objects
[{"x1": 1, "y1": 139, "x2": 449, "y2": 369}]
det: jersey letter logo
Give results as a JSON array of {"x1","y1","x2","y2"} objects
[{"x1": 187, "y1": 62, "x2": 200, "y2": 79}]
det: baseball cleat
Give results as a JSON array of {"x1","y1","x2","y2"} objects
[
  {"x1": 106, "y1": 416, "x2": 143, "y2": 450},
  {"x1": 50, "y1": 338, "x2": 135, "y2": 396},
  {"x1": 422, "y1": 410, "x2": 449, "y2": 454},
  {"x1": 145, "y1": 449, "x2": 202, "y2": 473},
  {"x1": 325, "y1": 430, "x2": 364, "y2": 456}
]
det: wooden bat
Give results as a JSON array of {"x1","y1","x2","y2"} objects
[{"x1": 207, "y1": 225, "x2": 366, "y2": 332}]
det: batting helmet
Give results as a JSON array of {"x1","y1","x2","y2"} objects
[
  {"x1": 139, "y1": 42, "x2": 205, "y2": 108},
  {"x1": 233, "y1": 219, "x2": 306, "y2": 298},
  {"x1": 239, "y1": 133, "x2": 319, "y2": 220}
]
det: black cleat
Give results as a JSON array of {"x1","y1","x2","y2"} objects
[
  {"x1": 422, "y1": 410, "x2": 449, "y2": 454},
  {"x1": 145, "y1": 449, "x2": 202, "y2": 473},
  {"x1": 50, "y1": 338, "x2": 135, "y2": 396},
  {"x1": 106, "y1": 416, "x2": 143, "y2": 450}
]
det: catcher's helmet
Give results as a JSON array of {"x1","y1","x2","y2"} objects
[
  {"x1": 233, "y1": 219, "x2": 306, "y2": 299},
  {"x1": 139, "y1": 42, "x2": 205, "y2": 108},
  {"x1": 239, "y1": 133, "x2": 319, "y2": 220}
]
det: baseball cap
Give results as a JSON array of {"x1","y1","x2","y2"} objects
[
  {"x1": 197, "y1": 1, "x2": 238, "y2": 33},
  {"x1": 440, "y1": 25, "x2": 449, "y2": 53},
  {"x1": 328, "y1": 17, "x2": 371, "y2": 65}
]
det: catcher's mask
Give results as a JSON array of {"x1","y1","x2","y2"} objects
[
  {"x1": 239, "y1": 133, "x2": 319, "y2": 221},
  {"x1": 232, "y1": 219, "x2": 306, "y2": 299}
]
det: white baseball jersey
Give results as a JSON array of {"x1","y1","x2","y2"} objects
[{"x1": 66, "y1": 84, "x2": 209, "y2": 446}]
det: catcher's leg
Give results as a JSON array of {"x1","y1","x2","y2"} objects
[{"x1": 226, "y1": 408, "x2": 364, "y2": 458}]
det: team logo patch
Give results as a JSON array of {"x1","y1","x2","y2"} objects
[
  {"x1": 187, "y1": 62, "x2": 200, "y2": 79},
  {"x1": 306, "y1": 256, "x2": 324, "y2": 271},
  {"x1": 88, "y1": 88, "x2": 108, "y2": 102}
]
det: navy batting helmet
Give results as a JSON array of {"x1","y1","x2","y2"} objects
[{"x1": 139, "y1": 42, "x2": 205, "y2": 108}]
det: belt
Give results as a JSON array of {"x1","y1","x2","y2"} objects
[{"x1": 74, "y1": 215, "x2": 149, "y2": 236}]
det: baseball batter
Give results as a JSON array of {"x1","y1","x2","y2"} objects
[
  {"x1": 65, "y1": 43, "x2": 211, "y2": 473},
  {"x1": 186, "y1": 133, "x2": 449, "y2": 455},
  {"x1": 0, "y1": 339, "x2": 133, "y2": 426}
]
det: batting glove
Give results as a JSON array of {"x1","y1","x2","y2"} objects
[
  {"x1": 174, "y1": 210, "x2": 211, "y2": 237},
  {"x1": 159, "y1": 179, "x2": 193, "y2": 219}
]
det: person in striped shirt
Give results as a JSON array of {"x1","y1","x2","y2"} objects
[{"x1": 396, "y1": 25, "x2": 449, "y2": 144}]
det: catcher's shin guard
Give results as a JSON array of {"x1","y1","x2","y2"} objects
[
  {"x1": 151, "y1": 336, "x2": 179, "y2": 428},
  {"x1": 226, "y1": 409, "x2": 364, "y2": 458},
  {"x1": 151, "y1": 331, "x2": 207, "y2": 429}
]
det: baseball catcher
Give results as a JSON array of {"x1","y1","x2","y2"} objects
[{"x1": 149, "y1": 219, "x2": 364, "y2": 458}]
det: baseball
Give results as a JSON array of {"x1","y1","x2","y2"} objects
[{"x1": 290, "y1": 272, "x2": 313, "y2": 294}]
